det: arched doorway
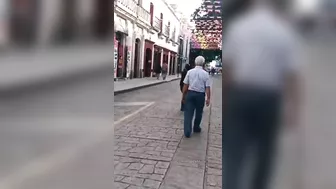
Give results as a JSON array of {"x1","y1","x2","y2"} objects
[
  {"x1": 144, "y1": 48, "x2": 152, "y2": 77},
  {"x1": 133, "y1": 38, "x2": 140, "y2": 78}
]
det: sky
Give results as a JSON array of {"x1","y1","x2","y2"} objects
[
  {"x1": 166, "y1": 0, "x2": 319, "y2": 16},
  {"x1": 166, "y1": 0, "x2": 203, "y2": 18}
]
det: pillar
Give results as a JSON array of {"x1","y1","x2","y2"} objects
[
  {"x1": 125, "y1": 20, "x2": 134, "y2": 79},
  {"x1": 139, "y1": 35, "x2": 145, "y2": 77},
  {"x1": 37, "y1": 0, "x2": 62, "y2": 46},
  {"x1": 160, "y1": 49, "x2": 164, "y2": 66},
  {"x1": 150, "y1": 46, "x2": 155, "y2": 77},
  {"x1": 167, "y1": 51, "x2": 171, "y2": 75}
]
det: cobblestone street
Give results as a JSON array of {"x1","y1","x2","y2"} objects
[{"x1": 114, "y1": 76, "x2": 222, "y2": 189}]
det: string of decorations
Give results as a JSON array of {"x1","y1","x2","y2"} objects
[{"x1": 190, "y1": 0, "x2": 222, "y2": 50}]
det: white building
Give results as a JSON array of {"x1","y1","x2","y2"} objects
[
  {"x1": 0, "y1": 0, "x2": 113, "y2": 47},
  {"x1": 114, "y1": 0, "x2": 190, "y2": 79}
]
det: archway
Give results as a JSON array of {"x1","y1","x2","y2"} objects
[
  {"x1": 133, "y1": 38, "x2": 141, "y2": 78},
  {"x1": 144, "y1": 48, "x2": 152, "y2": 77}
]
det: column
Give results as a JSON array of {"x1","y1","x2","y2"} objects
[
  {"x1": 160, "y1": 49, "x2": 164, "y2": 66},
  {"x1": 125, "y1": 20, "x2": 134, "y2": 79},
  {"x1": 167, "y1": 51, "x2": 171, "y2": 75},
  {"x1": 36, "y1": 0, "x2": 62, "y2": 46},
  {"x1": 131, "y1": 30, "x2": 137, "y2": 79},
  {"x1": 150, "y1": 46, "x2": 155, "y2": 77},
  {"x1": 140, "y1": 35, "x2": 145, "y2": 78}
]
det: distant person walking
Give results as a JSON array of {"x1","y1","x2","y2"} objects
[
  {"x1": 180, "y1": 64, "x2": 192, "y2": 111},
  {"x1": 181, "y1": 56, "x2": 211, "y2": 138},
  {"x1": 162, "y1": 62, "x2": 168, "y2": 80},
  {"x1": 211, "y1": 67, "x2": 216, "y2": 76},
  {"x1": 154, "y1": 63, "x2": 161, "y2": 80},
  {"x1": 222, "y1": 0, "x2": 301, "y2": 189}
]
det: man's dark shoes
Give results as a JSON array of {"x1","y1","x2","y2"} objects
[{"x1": 193, "y1": 127, "x2": 202, "y2": 133}]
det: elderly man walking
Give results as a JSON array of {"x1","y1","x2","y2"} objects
[{"x1": 181, "y1": 56, "x2": 211, "y2": 138}]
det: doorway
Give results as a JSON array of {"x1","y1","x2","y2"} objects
[
  {"x1": 94, "y1": 0, "x2": 112, "y2": 39},
  {"x1": 116, "y1": 32, "x2": 124, "y2": 78},
  {"x1": 57, "y1": 0, "x2": 77, "y2": 42},
  {"x1": 133, "y1": 38, "x2": 140, "y2": 78},
  {"x1": 154, "y1": 48, "x2": 162, "y2": 74},
  {"x1": 144, "y1": 48, "x2": 152, "y2": 77},
  {"x1": 10, "y1": 0, "x2": 40, "y2": 45},
  {"x1": 123, "y1": 46, "x2": 128, "y2": 78}
]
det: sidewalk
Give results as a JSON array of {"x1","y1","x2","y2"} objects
[
  {"x1": 114, "y1": 76, "x2": 181, "y2": 95},
  {"x1": 0, "y1": 43, "x2": 113, "y2": 93},
  {"x1": 114, "y1": 76, "x2": 222, "y2": 189}
]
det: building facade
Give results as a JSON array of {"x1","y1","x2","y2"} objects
[
  {"x1": 0, "y1": 0, "x2": 113, "y2": 48},
  {"x1": 114, "y1": 0, "x2": 189, "y2": 79}
]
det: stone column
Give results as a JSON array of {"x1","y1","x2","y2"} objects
[
  {"x1": 139, "y1": 35, "x2": 145, "y2": 77},
  {"x1": 160, "y1": 49, "x2": 164, "y2": 66},
  {"x1": 125, "y1": 20, "x2": 134, "y2": 79},
  {"x1": 150, "y1": 46, "x2": 155, "y2": 77},
  {"x1": 167, "y1": 51, "x2": 171, "y2": 75},
  {"x1": 36, "y1": 0, "x2": 62, "y2": 47}
]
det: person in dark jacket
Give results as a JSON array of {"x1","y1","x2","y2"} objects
[
  {"x1": 180, "y1": 64, "x2": 192, "y2": 111},
  {"x1": 154, "y1": 64, "x2": 162, "y2": 79}
]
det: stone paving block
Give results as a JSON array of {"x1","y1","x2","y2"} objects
[
  {"x1": 207, "y1": 146, "x2": 222, "y2": 165},
  {"x1": 115, "y1": 182, "x2": 130, "y2": 189},
  {"x1": 126, "y1": 117, "x2": 183, "y2": 129},
  {"x1": 206, "y1": 175, "x2": 222, "y2": 188},
  {"x1": 206, "y1": 186, "x2": 222, "y2": 189},
  {"x1": 114, "y1": 156, "x2": 171, "y2": 188},
  {"x1": 143, "y1": 179, "x2": 161, "y2": 189},
  {"x1": 206, "y1": 167, "x2": 222, "y2": 176},
  {"x1": 160, "y1": 166, "x2": 204, "y2": 189},
  {"x1": 115, "y1": 125, "x2": 183, "y2": 141},
  {"x1": 208, "y1": 133, "x2": 222, "y2": 147},
  {"x1": 121, "y1": 176, "x2": 145, "y2": 186},
  {"x1": 115, "y1": 137, "x2": 179, "y2": 162}
]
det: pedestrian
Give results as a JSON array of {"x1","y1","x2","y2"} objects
[
  {"x1": 154, "y1": 63, "x2": 161, "y2": 80},
  {"x1": 222, "y1": 0, "x2": 301, "y2": 189},
  {"x1": 211, "y1": 67, "x2": 215, "y2": 76},
  {"x1": 179, "y1": 64, "x2": 192, "y2": 111},
  {"x1": 162, "y1": 62, "x2": 168, "y2": 80},
  {"x1": 181, "y1": 56, "x2": 211, "y2": 138}
]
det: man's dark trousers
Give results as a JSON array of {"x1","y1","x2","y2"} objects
[
  {"x1": 222, "y1": 87, "x2": 281, "y2": 189},
  {"x1": 184, "y1": 91, "x2": 205, "y2": 137}
]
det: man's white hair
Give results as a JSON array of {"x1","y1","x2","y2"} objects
[{"x1": 195, "y1": 56, "x2": 205, "y2": 66}]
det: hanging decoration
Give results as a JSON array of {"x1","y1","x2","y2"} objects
[{"x1": 190, "y1": 0, "x2": 222, "y2": 50}]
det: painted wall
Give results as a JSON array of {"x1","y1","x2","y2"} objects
[{"x1": 142, "y1": 0, "x2": 180, "y2": 53}]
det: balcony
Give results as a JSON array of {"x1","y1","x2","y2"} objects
[
  {"x1": 137, "y1": 5, "x2": 150, "y2": 25},
  {"x1": 153, "y1": 17, "x2": 161, "y2": 32},
  {"x1": 116, "y1": 0, "x2": 137, "y2": 17},
  {"x1": 163, "y1": 25, "x2": 170, "y2": 37}
]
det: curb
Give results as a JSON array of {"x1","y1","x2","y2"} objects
[
  {"x1": 0, "y1": 64, "x2": 113, "y2": 98},
  {"x1": 114, "y1": 78, "x2": 180, "y2": 95}
]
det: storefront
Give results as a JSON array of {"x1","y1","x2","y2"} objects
[
  {"x1": 143, "y1": 40, "x2": 154, "y2": 77},
  {"x1": 114, "y1": 16, "x2": 128, "y2": 79}
]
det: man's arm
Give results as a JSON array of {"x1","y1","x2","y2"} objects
[{"x1": 205, "y1": 75, "x2": 211, "y2": 106}]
